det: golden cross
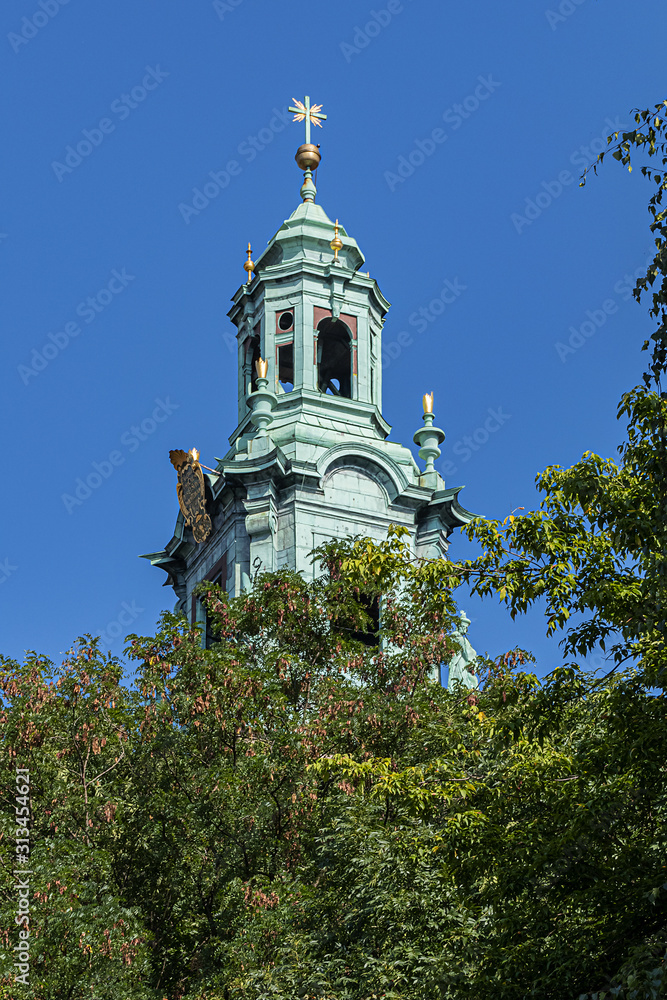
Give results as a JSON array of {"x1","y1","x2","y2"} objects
[{"x1": 289, "y1": 96, "x2": 327, "y2": 145}]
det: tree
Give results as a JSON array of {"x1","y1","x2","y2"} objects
[
  {"x1": 0, "y1": 650, "x2": 152, "y2": 999},
  {"x1": 2, "y1": 525, "x2": 665, "y2": 998},
  {"x1": 1, "y1": 528, "x2": 471, "y2": 998},
  {"x1": 582, "y1": 99, "x2": 667, "y2": 388},
  {"x1": 3, "y1": 103, "x2": 667, "y2": 1000}
]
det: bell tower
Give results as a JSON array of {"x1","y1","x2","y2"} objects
[{"x1": 143, "y1": 97, "x2": 474, "y2": 622}]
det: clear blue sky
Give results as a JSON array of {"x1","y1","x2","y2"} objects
[{"x1": 1, "y1": 0, "x2": 663, "y2": 679}]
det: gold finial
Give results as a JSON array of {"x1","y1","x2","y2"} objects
[
  {"x1": 243, "y1": 243, "x2": 255, "y2": 282},
  {"x1": 289, "y1": 96, "x2": 326, "y2": 202},
  {"x1": 330, "y1": 219, "x2": 343, "y2": 261},
  {"x1": 423, "y1": 392, "x2": 434, "y2": 414},
  {"x1": 190, "y1": 447, "x2": 200, "y2": 461},
  {"x1": 255, "y1": 357, "x2": 268, "y2": 379}
]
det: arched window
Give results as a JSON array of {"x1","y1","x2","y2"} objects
[
  {"x1": 192, "y1": 553, "x2": 227, "y2": 649},
  {"x1": 244, "y1": 334, "x2": 261, "y2": 395},
  {"x1": 276, "y1": 310, "x2": 295, "y2": 392},
  {"x1": 317, "y1": 317, "x2": 352, "y2": 398}
]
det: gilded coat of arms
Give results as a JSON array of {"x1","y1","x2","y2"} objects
[{"x1": 169, "y1": 448, "x2": 212, "y2": 544}]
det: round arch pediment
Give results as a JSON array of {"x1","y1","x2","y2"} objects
[{"x1": 317, "y1": 444, "x2": 410, "y2": 502}]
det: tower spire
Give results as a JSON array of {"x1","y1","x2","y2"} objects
[
  {"x1": 143, "y1": 100, "x2": 477, "y2": 627},
  {"x1": 289, "y1": 95, "x2": 326, "y2": 203}
]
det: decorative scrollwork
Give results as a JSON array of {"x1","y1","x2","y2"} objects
[{"x1": 169, "y1": 448, "x2": 212, "y2": 544}]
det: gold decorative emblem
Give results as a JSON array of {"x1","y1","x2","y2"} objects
[
  {"x1": 290, "y1": 98, "x2": 326, "y2": 130},
  {"x1": 169, "y1": 448, "x2": 212, "y2": 544}
]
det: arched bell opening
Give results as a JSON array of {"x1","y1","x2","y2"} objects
[
  {"x1": 276, "y1": 310, "x2": 295, "y2": 393},
  {"x1": 317, "y1": 317, "x2": 352, "y2": 398},
  {"x1": 277, "y1": 342, "x2": 294, "y2": 392},
  {"x1": 244, "y1": 334, "x2": 261, "y2": 396}
]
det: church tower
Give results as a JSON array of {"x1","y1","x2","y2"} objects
[{"x1": 143, "y1": 97, "x2": 473, "y2": 625}]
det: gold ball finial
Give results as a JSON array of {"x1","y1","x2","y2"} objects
[
  {"x1": 330, "y1": 219, "x2": 343, "y2": 261},
  {"x1": 295, "y1": 144, "x2": 321, "y2": 171},
  {"x1": 423, "y1": 392, "x2": 434, "y2": 414},
  {"x1": 243, "y1": 243, "x2": 255, "y2": 282}
]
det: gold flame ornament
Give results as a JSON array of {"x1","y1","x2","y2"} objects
[
  {"x1": 243, "y1": 243, "x2": 255, "y2": 282},
  {"x1": 255, "y1": 357, "x2": 268, "y2": 379},
  {"x1": 423, "y1": 392, "x2": 434, "y2": 414},
  {"x1": 169, "y1": 449, "x2": 212, "y2": 544},
  {"x1": 330, "y1": 219, "x2": 343, "y2": 261}
]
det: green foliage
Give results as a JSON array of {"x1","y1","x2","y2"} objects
[
  {"x1": 0, "y1": 535, "x2": 464, "y2": 997},
  {"x1": 1, "y1": 528, "x2": 666, "y2": 998},
  {"x1": 0, "y1": 647, "x2": 152, "y2": 999},
  {"x1": 581, "y1": 101, "x2": 667, "y2": 388},
  {"x1": 438, "y1": 386, "x2": 667, "y2": 688}
]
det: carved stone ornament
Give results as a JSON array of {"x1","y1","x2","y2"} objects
[{"x1": 169, "y1": 448, "x2": 212, "y2": 544}]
